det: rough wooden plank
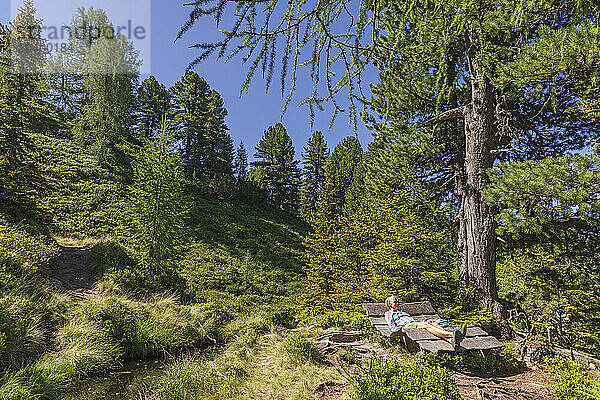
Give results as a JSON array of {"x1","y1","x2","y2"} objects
[
  {"x1": 370, "y1": 317, "x2": 391, "y2": 337},
  {"x1": 405, "y1": 328, "x2": 494, "y2": 343},
  {"x1": 362, "y1": 303, "x2": 388, "y2": 316},
  {"x1": 374, "y1": 324, "x2": 391, "y2": 337},
  {"x1": 403, "y1": 328, "x2": 439, "y2": 341},
  {"x1": 399, "y1": 301, "x2": 436, "y2": 315},
  {"x1": 460, "y1": 336, "x2": 503, "y2": 351},
  {"x1": 400, "y1": 326, "x2": 491, "y2": 342},
  {"x1": 369, "y1": 314, "x2": 442, "y2": 325},
  {"x1": 466, "y1": 327, "x2": 488, "y2": 337},
  {"x1": 417, "y1": 339, "x2": 455, "y2": 353}
]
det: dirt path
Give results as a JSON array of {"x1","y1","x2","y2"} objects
[{"x1": 48, "y1": 246, "x2": 100, "y2": 301}]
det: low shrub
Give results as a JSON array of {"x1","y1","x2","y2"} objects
[
  {"x1": 259, "y1": 302, "x2": 299, "y2": 329},
  {"x1": 89, "y1": 240, "x2": 133, "y2": 277},
  {"x1": 283, "y1": 333, "x2": 320, "y2": 365},
  {"x1": 0, "y1": 219, "x2": 58, "y2": 293},
  {"x1": 417, "y1": 350, "x2": 521, "y2": 373},
  {"x1": 548, "y1": 355, "x2": 600, "y2": 399},
  {"x1": 299, "y1": 309, "x2": 372, "y2": 332},
  {"x1": 348, "y1": 356, "x2": 461, "y2": 400}
]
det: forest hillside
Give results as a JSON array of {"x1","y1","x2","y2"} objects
[{"x1": 2, "y1": 1, "x2": 600, "y2": 400}]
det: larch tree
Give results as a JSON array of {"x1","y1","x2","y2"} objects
[
  {"x1": 136, "y1": 76, "x2": 171, "y2": 140},
  {"x1": 47, "y1": 7, "x2": 116, "y2": 116},
  {"x1": 73, "y1": 8, "x2": 140, "y2": 166},
  {"x1": 177, "y1": 0, "x2": 600, "y2": 332},
  {"x1": 302, "y1": 157, "x2": 340, "y2": 311},
  {"x1": 300, "y1": 131, "x2": 328, "y2": 220},
  {"x1": 253, "y1": 123, "x2": 300, "y2": 212},
  {"x1": 129, "y1": 118, "x2": 188, "y2": 269},
  {"x1": 0, "y1": 1, "x2": 48, "y2": 169}
]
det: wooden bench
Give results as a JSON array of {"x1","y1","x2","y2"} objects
[{"x1": 361, "y1": 301, "x2": 503, "y2": 353}]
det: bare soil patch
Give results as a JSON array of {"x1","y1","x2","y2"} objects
[{"x1": 48, "y1": 246, "x2": 101, "y2": 300}]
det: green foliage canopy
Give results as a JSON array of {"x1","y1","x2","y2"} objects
[
  {"x1": 253, "y1": 123, "x2": 300, "y2": 212},
  {"x1": 300, "y1": 131, "x2": 328, "y2": 220},
  {"x1": 128, "y1": 120, "x2": 189, "y2": 269}
]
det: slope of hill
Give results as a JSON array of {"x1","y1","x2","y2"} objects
[{"x1": 0, "y1": 132, "x2": 314, "y2": 399}]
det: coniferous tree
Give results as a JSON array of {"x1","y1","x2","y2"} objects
[
  {"x1": 205, "y1": 89, "x2": 234, "y2": 178},
  {"x1": 337, "y1": 169, "x2": 455, "y2": 306},
  {"x1": 0, "y1": 1, "x2": 48, "y2": 169},
  {"x1": 234, "y1": 141, "x2": 248, "y2": 180},
  {"x1": 253, "y1": 123, "x2": 300, "y2": 212},
  {"x1": 136, "y1": 76, "x2": 171, "y2": 140},
  {"x1": 170, "y1": 71, "x2": 234, "y2": 180},
  {"x1": 47, "y1": 7, "x2": 114, "y2": 116},
  {"x1": 73, "y1": 10, "x2": 140, "y2": 166},
  {"x1": 129, "y1": 118, "x2": 188, "y2": 268},
  {"x1": 180, "y1": 0, "x2": 600, "y2": 330},
  {"x1": 303, "y1": 159, "x2": 339, "y2": 311},
  {"x1": 300, "y1": 131, "x2": 328, "y2": 220},
  {"x1": 326, "y1": 136, "x2": 362, "y2": 213}
]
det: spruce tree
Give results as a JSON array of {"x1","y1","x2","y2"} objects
[
  {"x1": 300, "y1": 131, "x2": 328, "y2": 220},
  {"x1": 253, "y1": 123, "x2": 300, "y2": 212},
  {"x1": 136, "y1": 76, "x2": 171, "y2": 139},
  {"x1": 234, "y1": 141, "x2": 248, "y2": 180},
  {"x1": 326, "y1": 136, "x2": 362, "y2": 213},
  {"x1": 128, "y1": 118, "x2": 188, "y2": 268},
  {"x1": 0, "y1": 1, "x2": 48, "y2": 168},
  {"x1": 170, "y1": 71, "x2": 234, "y2": 180}
]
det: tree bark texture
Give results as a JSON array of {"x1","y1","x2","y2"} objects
[{"x1": 461, "y1": 31, "x2": 511, "y2": 337}]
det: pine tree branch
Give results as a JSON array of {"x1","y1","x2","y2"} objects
[{"x1": 421, "y1": 106, "x2": 466, "y2": 127}]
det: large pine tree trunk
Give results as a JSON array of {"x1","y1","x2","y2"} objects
[{"x1": 461, "y1": 35, "x2": 512, "y2": 337}]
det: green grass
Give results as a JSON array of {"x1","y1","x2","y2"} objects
[
  {"x1": 0, "y1": 131, "x2": 323, "y2": 400},
  {"x1": 0, "y1": 295, "x2": 46, "y2": 369},
  {"x1": 283, "y1": 332, "x2": 321, "y2": 365},
  {"x1": 0, "y1": 294, "x2": 213, "y2": 399},
  {"x1": 348, "y1": 356, "x2": 461, "y2": 400},
  {"x1": 69, "y1": 295, "x2": 209, "y2": 360},
  {"x1": 125, "y1": 319, "x2": 342, "y2": 400}
]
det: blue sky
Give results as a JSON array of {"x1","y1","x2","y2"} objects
[{"x1": 2, "y1": 1, "x2": 377, "y2": 160}]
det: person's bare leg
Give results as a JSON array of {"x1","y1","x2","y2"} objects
[{"x1": 417, "y1": 321, "x2": 453, "y2": 339}]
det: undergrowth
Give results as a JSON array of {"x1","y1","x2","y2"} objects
[
  {"x1": 0, "y1": 295, "x2": 211, "y2": 399},
  {"x1": 283, "y1": 332, "x2": 321, "y2": 365},
  {"x1": 548, "y1": 355, "x2": 600, "y2": 400},
  {"x1": 417, "y1": 350, "x2": 522, "y2": 373},
  {"x1": 348, "y1": 356, "x2": 461, "y2": 400}
]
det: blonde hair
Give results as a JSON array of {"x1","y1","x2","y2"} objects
[{"x1": 385, "y1": 295, "x2": 398, "y2": 309}]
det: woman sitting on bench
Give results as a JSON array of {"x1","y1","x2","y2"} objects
[{"x1": 384, "y1": 296, "x2": 466, "y2": 349}]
